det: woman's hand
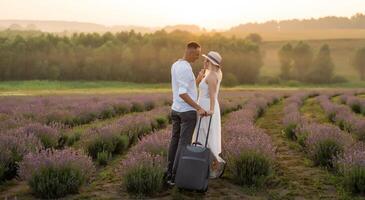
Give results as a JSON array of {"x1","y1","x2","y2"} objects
[
  {"x1": 197, "y1": 69, "x2": 205, "y2": 79},
  {"x1": 196, "y1": 69, "x2": 206, "y2": 83},
  {"x1": 205, "y1": 110, "x2": 214, "y2": 116}
]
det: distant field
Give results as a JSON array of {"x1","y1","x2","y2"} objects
[
  {"x1": 1, "y1": 81, "x2": 365, "y2": 96},
  {"x1": 260, "y1": 38, "x2": 365, "y2": 80},
  {"x1": 0, "y1": 81, "x2": 171, "y2": 95}
]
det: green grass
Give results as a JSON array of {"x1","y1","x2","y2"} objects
[
  {"x1": 300, "y1": 97, "x2": 330, "y2": 124},
  {"x1": 0, "y1": 81, "x2": 170, "y2": 95},
  {"x1": 256, "y1": 100, "x2": 342, "y2": 199},
  {"x1": 1, "y1": 80, "x2": 365, "y2": 96}
]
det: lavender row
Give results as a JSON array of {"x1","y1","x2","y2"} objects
[
  {"x1": 121, "y1": 128, "x2": 171, "y2": 195},
  {"x1": 0, "y1": 94, "x2": 171, "y2": 130},
  {"x1": 18, "y1": 148, "x2": 95, "y2": 199},
  {"x1": 0, "y1": 92, "x2": 254, "y2": 132},
  {"x1": 282, "y1": 92, "x2": 365, "y2": 194},
  {"x1": 223, "y1": 94, "x2": 281, "y2": 186},
  {"x1": 0, "y1": 106, "x2": 172, "y2": 198},
  {"x1": 317, "y1": 95, "x2": 365, "y2": 141},
  {"x1": 282, "y1": 92, "x2": 317, "y2": 140},
  {"x1": 80, "y1": 106, "x2": 171, "y2": 165},
  {"x1": 283, "y1": 92, "x2": 354, "y2": 166},
  {"x1": 0, "y1": 122, "x2": 63, "y2": 182},
  {"x1": 339, "y1": 94, "x2": 365, "y2": 115}
]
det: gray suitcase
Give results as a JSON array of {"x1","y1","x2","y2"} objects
[{"x1": 175, "y1": 115, "x2": 213, "y2": 192}]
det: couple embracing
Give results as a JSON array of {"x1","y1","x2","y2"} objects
[{"x1": 165, "y1": 42, "x2": 225, "y2": 186}]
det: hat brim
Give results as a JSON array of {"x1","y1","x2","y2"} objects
[{"x1": 202, "y1": 54, "x2": 220, "y2": 66}]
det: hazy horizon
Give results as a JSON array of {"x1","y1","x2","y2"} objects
[{"x1": 1, "y1": 0, "x2": 365, "y2": 30}]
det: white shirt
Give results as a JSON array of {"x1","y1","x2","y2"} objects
[{"x1": 171, "y1": 59, "x2": 197, "y2": 112}]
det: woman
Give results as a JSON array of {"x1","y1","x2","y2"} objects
[{"x1": 193, "y1": 51, "x2": 226, "y2": 179}]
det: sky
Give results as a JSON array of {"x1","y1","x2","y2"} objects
[{"x1": 0, "y1": 0, "x2": 364, "y2": 30}]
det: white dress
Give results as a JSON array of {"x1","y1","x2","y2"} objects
[{"x1": 192, "y1": 75, "x2": 225, "y2": 163}]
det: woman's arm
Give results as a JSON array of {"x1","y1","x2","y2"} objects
[
  {"x1": 196, "y1": 69, "x2": 206, "y2": 85},
  {"x1": 206, "y1": 73, "x2": 218, "y2": 115}
]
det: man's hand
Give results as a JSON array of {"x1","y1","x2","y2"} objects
[{"x1": 197, "y1": 108, "x2": 207, "y2": 116}]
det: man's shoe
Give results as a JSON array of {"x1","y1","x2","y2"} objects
[{"x1": 166, "y1": 179, "x2": 175, "y2": 187}]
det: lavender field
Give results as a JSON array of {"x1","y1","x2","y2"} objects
[{"x1": 1, "y1": 89, "x2": 365, "y2": 199}]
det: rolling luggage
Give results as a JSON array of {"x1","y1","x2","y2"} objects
[{"x1": 175, "y1": 115, "x2": 213, "y2": 192}]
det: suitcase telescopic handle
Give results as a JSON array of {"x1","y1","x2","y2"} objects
[{"x1": 193, "y1": 115, "x2": 213, "y2": 148}]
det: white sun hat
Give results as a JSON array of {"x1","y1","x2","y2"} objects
[{"x1": 202, "y1": 51, "x2": 222, "y2": 67}]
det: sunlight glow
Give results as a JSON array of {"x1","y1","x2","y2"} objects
[{"x1": 0, "y1": 0, "x2": 364, "y2": 29}]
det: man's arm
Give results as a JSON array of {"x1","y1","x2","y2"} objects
[
  {"x1": 179, "y1": 93, "x2": 205, "y2": 116},
  {"x1": 176, "y1": 64, "x2": 206, "y2": 116}
]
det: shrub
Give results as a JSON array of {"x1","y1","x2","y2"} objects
[
  {"x1": 304, "y1": 124, "x2": 353, "y2": 168},
  {"x1": 283, "y1": 123, "x2": 297, "y2": 140},
  {"x1": 131, "y1": 102, "x2": 144, "y2": 112},
  {"x1": 19, "y1": 149, "x2": 95, "y2": 199},
  {"x1": 124, "y1": 164, "x2": 164, "y2": 196},
  {"x1": 99, "y1": 107, "x2": 116, "y2": 119},
  {"x1": 152, "y1": 117, "x2": 168, "y2": 130},
  {"x1": 228, "y1": 151, "x2": 271, "y2": 186},
  {"x1": 115, "y1": 135, "x2": 130, "y2": 153},
  {"x1": 28, "y1": 166, "x2": 84, "y2": 199},
  {"x1": 86, "y1": 127, "x2": 129, "y2": 159},
  {"x1": 297, "y1": 132, "x2": 308, "y2": 147},
  {"x1": 0, "y1": 147, "x2": 11, "y2": 182},
  {"x1": 45, "y1": 110, "x2": 73, "y2": 126},
  {"x1": 121, "y1": 129, "x2": 170, "y2": 196},
  {"x1": 144, "y1": 101, "x2": 155, "y2": 111},
  {"x1": 22, "y1": 123, "x2": 60, "y2": 149},
  {"x1": 122, "y1": 152, "x2": 165, "y2": 196},
  {"x1": 343, "y1": 166, "x2": 365, "y2": 194},
  {"x1": 97, "y1": 151, "x2": 112, "y2": 166},
  {"x1": 312, "y1": 139, "x2": 343, "y2": 168},
  {"x1": 225, "y1": 123, "x2": 275, "y2": 187},
  {"x1": 0, "y1": 130, "x2": 41, "y2": 181},
  {"x1": 77, "y1": 112, "x2": 97, "y2": 125},
  {"x1": 62, "y1": 131, "x2": 82, "y2": 147},
  {"x1": 350, "y1": 102, "x2": 362, "y2": 114},
  {"x1": 113, "y1": 103, "x2": 131, "y2": 115},
  {"x1": 131, "y1": 129, "x2": 171, "y2": 158},
  {"x1": 336, "y1": 142, "x2": 365, "y2": 194}
]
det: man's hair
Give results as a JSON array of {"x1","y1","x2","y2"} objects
[{"x1": 186, "y1": 41, "x2": 201, "y2": 49}]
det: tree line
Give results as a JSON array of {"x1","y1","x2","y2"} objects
[
  {"x1": 0, "y1": 30, "x2": 263, "y2": 85},
  {"x1": 278, "y1": 41, "x2": 365, "y2": 83},
  {"x1": 1, "y1": 30, "x2": 365, "y2": 85}
]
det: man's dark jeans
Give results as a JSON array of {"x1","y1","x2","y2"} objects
[{"x1": 166, "y1": 110, "x2": 197, "y2": 180}]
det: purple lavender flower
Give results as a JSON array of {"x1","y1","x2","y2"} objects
[
  {"x1": 121, "y1": 128, "x2": 170, "y2": 174},
  {"x1": 19, "y1": 148, "x2": 95, "y2": 181},
  {"x1": 336, "y1": 142, "x2": 365, "y2": 170},
  {"x1": 302, "y1": 123, "x2": 353, "y2": 156}
]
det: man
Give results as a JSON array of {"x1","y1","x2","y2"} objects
[{"x1": 166, "y1": 42, "x2": 207, "y2": 185}]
